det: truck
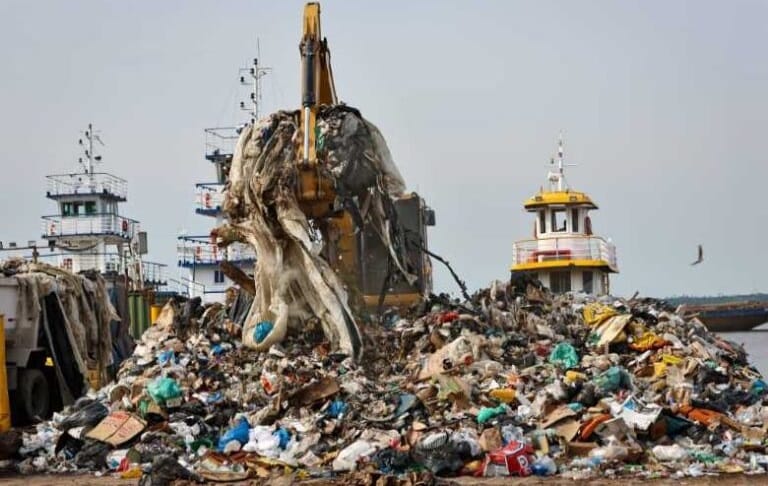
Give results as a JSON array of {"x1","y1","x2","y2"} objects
[{"x1": 0, "y1": 264, "x2": 122, "y2": 424}]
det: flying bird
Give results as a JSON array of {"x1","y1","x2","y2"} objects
[{"x1": 690, "y1": 244, "x2": 703, "y2": 266}]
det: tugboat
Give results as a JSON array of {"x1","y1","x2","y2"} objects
[
  {"x1": 511, "y1": 138, "x2": 618, "y2": 294},
  {"x1": 176, "y1": 58, "x2": 262, "y2": 303},
  {"x1": 41, "y1": 124, "x2": 167, "y2": 336}
]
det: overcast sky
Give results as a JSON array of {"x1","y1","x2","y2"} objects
[{"x1": 1, "y1": 0, "x2": 766, "y2": 298}]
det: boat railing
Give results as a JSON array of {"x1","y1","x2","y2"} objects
[
  {"x1": 177, "y1": 237, "x2": 256, "y2": 266},
  {"x1": 33, "y1": 251, "x2": 167, "y2": 285},
  {"x1": 42, "y1": 213, "x2": 138, "y2": 239},
  {"x1": 46, "y1": 172, "x2": 128, "y2": 200},
  {"x1": 204, "y1": 127, "x2": 239, "y2": 160},
  {"x1": 512, "y1": 235, "x2": 618, "y2": 270},
  {"x1": 194, "y1": 183, "x2": 225, "y2": 215}
]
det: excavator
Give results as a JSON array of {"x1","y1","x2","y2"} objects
[{"x1": 295, "y1": 2, "x2": 435, "y2": 310}]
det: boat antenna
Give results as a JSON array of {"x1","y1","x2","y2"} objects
[
  {"x1": 77, "y1": 123, "x2": 104, "y2": 176},
  {"x1": 546, "y1": 132, "x2": 576, "y2": 191},
  {"x1": 239, "y1": 39, "x2": 271, "y2": 123}
]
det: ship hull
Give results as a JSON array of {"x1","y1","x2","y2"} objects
[{"x1": 681, "y1": 303, "x2": 768, "y2": 332}]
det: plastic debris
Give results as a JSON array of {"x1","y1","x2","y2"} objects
[
  {"x1": 146, "y1": 377, "x2": 182, "y2": 407},
  {"x1": 549, "y1": 342, "x2": 580, "y2": 369}
]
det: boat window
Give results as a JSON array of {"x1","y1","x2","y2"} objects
[
  {"x1": 550, "y1": 271, "x2": 571, "y2": 293},
  {"x1": 538, "y1": 211, "x2": 546, "y2": 234},
  {"x1": 214, "y1": 270, "x2": 225, "y2": 284},
  {"x1": 583, "y1": 271, "x2": 593, "y2": 293},
  {"x1": 85, "y1": 201, "x2": 97, "y2": 215},
  {"x1": 62, "y1": 202, "x2": 73, "y2": 216},
  {"x1": 571, "y1": 208, "x2": 579, "y2": 233},
  {"x1": 551, "y1": 209, "x2": 567, "y2": 232},
  {"x1": 72, "y1": 202, "x2": 82, "y2": 215}
]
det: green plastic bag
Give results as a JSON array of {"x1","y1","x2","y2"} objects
[
  {"x1": 595, "y1": 366, "x2": 632, "y2": 392},
  {"x1": 549, "y1": 342, "x2": 579, "y2": 369},
  {"x1": 147, "y1": 376, "x2": 182, "y2": 406},
  {"x1": 477, "y1": 404, "x2": 507, "y2": 424}
]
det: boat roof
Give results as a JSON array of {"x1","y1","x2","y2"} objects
[{"x1": 523, "y1": 190, "x2": 597, "y2": 211}]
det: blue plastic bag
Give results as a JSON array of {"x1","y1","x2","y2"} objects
[
  {"x1": 273, "y1": 427, "x2": 291, "y2": 450},
  {"x1": 217, "y1": 417, "x2": 250, "y2": 451},
  {"x1": 327, "y1": 399, "x2": 349, "y2": 418},
  {"x1": 254, "y1": 321, "x2": 274, "y2": 343}
]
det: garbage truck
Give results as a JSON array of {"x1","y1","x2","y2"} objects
[
  {"x1": 1, "y1": 275, "x2": 60, "y2": 422},
  {"x1": 0, "y1": 264, "x2": 122, "y2": 424}
]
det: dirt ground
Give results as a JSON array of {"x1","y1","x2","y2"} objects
[{"x1": 0, "y1": 473, "x2": 766, "y2": 486}]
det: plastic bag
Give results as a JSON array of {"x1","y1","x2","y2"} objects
[
  {"x1": 531, "y1": 456, "x2": 557, "y2": 476},
  {"x1": 57, "y1": 401, "x2": 108, "y2": 431},
  {"x1": 652, "y1": 444, "x2": 687, "y2": 461},
  {"x1": 273, "y1": 427, "x2": 291, "y2": 450},
  {"x1": 594, "y1": 366, "x2": 632, "y2": 392},
  {"x1": 326, "y1": 400, "x2": 349, "y2": 418},
  {"x1": 332, "y1": 440, "x2": 377, "y2": 472},
  {"x1": 218, "y1": 417, "x2": 250, "y2": 452},
  {"x1": 477, "y1": 405, "x2": 507, "y2": 424},
  {"x1": 147, "y1": 377, "x2": 183, "y2": 407},
  {"x1": 549, "y1": 342, "x2": 579, "y2": 369},
  {"x1": 411, "y1": 432, "x2": 464, "y2": 475},
  {"x1": 254, "y1": 321, "x2": 274, "y2": 343}
]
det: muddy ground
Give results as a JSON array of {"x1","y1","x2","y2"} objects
[{"x1": 0, "y1": 473, "x2": 765, "y2": 486}]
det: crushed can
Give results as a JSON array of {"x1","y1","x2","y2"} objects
[{"x1": 481, "y1": 440, "x2": 535, "y2": 477}]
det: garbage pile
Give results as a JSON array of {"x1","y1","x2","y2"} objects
[{"x1": 14, "y1": 280, "x2": 768, "y2": 482}]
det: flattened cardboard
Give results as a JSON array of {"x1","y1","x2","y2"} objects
[{"x1": 86, "y1": 411, "x2": 147, "y2": 446}]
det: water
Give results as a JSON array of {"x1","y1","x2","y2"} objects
[{"x1": 718, "y1": 325, "x2": 768, "y2": 375}]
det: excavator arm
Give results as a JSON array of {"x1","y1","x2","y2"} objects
[
  {"x1": 295, "y1": 2, "x2": 433, "y2": 311},
  {"x1": 299, "y1": 2, "x2": 336, "y2": 166}
]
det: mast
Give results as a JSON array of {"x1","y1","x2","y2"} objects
[
  {"x1": 547, "y1": 133, "x2": 575, "y2": 192},
  {"x1": 239, "y1": 42, "x2": 271, "y2": 123}
]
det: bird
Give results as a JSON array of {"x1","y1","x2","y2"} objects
[{"x1": 691, "y1": 244, "x2": 704, "y2": 265}]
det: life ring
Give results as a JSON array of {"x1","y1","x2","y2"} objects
[
  {"x1": 204, "y1": 192, "x2": 212, "y2": 209},
  {"x1": 121, "y1": 219, "x2": 129, "y2": 233}
]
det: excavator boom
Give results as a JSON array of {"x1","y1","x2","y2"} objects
[
  {"x1": 300, "y1": 2, "x2": 336, "y2": 165},
  {"x1": 295, "y1": 2, "x2": 433, "y2": 311}
]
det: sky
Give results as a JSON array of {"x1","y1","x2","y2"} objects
[{"x1": 0, "y1": 0, "x2": 766, "y2": 299}]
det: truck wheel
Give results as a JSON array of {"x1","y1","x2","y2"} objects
[{"x1": 18, "y1": 368, "x2": 50, "y2": 421}]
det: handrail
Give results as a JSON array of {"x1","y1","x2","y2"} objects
[
  {"x1": 512, "y1": 235, "x2": 618, "y2": 269},
  {"x1": 42, "y1": 214, "x2": 139, "y2": 239},
  {"x1": 194, "y1": 184, "x2": 225, "y2": 212},
  {"x1": 34, "y1": 252, "x2": 167, "y2": 284},
  {"x1": 46, "y1": 172, "x2": 128, "y2": 199},
  {"x1": 177, "y1": 240, "x2": 256, "y2": 266}
]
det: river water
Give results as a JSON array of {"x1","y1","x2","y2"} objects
[{"x1": 718, "y1": 325, "x2": 768, "y2": 375}]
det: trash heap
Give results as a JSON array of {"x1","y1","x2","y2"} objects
[{"x1": 14, "y1": 279, "x2": 768, "y2": 483}]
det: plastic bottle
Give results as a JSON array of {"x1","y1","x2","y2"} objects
[
  {"x1": 531, "y1": 456, "x2": 557, "y2": 476},
  {"x1": 501, "y1": 425, "x2": 524, "y2": 444},
  {"x1": 589, "y1": 444, "x2": 628, "y2": 462}
]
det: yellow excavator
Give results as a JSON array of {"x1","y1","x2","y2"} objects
[{"x1": 295, "y1": 2, "x2": 435, "y2": 310}]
